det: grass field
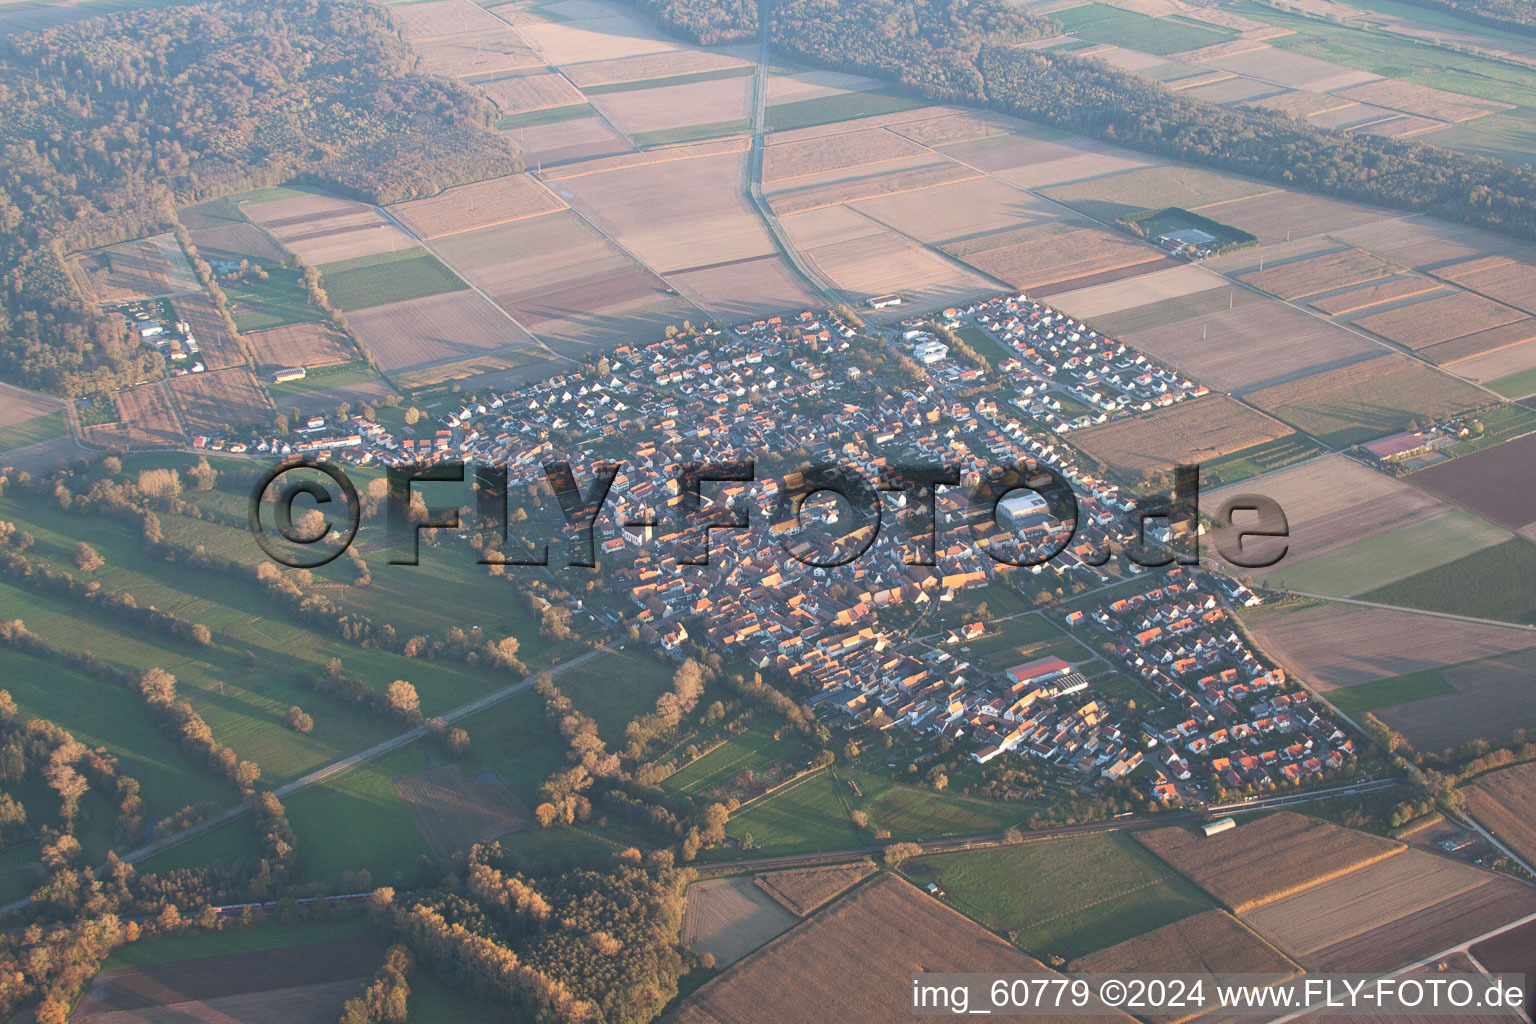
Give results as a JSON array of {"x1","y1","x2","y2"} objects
[
  {"x1": 905, "y1": 832, "x2": 1212, "y2": 960},
  {"x1": 103, "y1": 918, "x2": 378, "y2": 970},
  {"x1": 1325, "y1": 669, "x2": 1455, "y2": 716},
  {"x1": 498, "y1": 103, "x2": 597, "y2": 129},
  {"x1": 1200, "y1": 435, "x2": 1326, "y2": 487},
  {"x1": 723, "y1": 770, "x2": 1027, "y2": 857},
  {"x1": 1056, "y1": 3, "x2": 1236, "y2": 55},
  {"x1": 407, "y1": 971, "x2": 511, "y2": 1023},
  {"x1": 664, "y1": 720, "x2": 815, "y2": 797},
  {"x1": 766, "y1": 91, "x2": 925, "y2": 132},
  {"x1": 0, "y1": 410, "x2": 66, "y2": 451},
  {"x1": 222, "y1": 267, "x2": 327, "y2": 331},
  {"x1": 1487, "y1": 365, "x2": 1536, "y2": 399},
  {"x1": 633, "y1": 119, "x2": 750, "y2": 148},
  {"x1": 558, "y1": 647, "x2": 679, "y2": 745},
  {"x1": 317, "y1": 249, "x2": 468, "y2": 313},
  {"x1": 1361, "y1": 538, "x2": 1536, "y2": 625}
]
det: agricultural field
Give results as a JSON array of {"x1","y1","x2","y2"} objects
[
  {"x1": 1183, "y1": 188, "x2": 1390, "y2": 246},
  {"x1": 393, "y1": 764, "x2": 534, "y2": 861},
  {"x1": 515, "y1": 1, "x2": 685, "y2": 65},
  {"x1": 682, "y1": 876, "x2": 799, "y2": 967},
  {"x1": 168, "y1": 368, "x2": 273, "y2": 434},
  {"x1": 1244, "y1": 601, "x2": 1536, "y2": 691},
  {"x1": 752, "y1": 861, "x2": 877, "y2": 917},
  {"x1": 510, "y1": 112, "x2": 635, "y2": 165},
  {"x1": 186, "y1": 219, "x2": 289, "y2": 265},
  {"x1": 84, "y1": 382, "x2": 183, "y2": 447},
  {"x1": 904, "y1": 833, "x2": 1212, "y2": 961},
  {"x1": 1039, "y1": 164, "x2": 1274, "y2": 222},
  {"x1": 72, "y1": 933, "x2": 383, "y2": 1024},
  {"x1": 944, "y1": 222, "x2": 1170, "y2": 294},
  {"x1": 0, "y1": 386, "x2": 67, "y2": 456},
  {"x1": 779, "y1": 205, "x2": 1000, "y2": 315},
  {"x1": 1197, "y1": 434, "x2": 1325, "y2": 486},
  {"x1": 1134, "y1": 813, "x2": 1403, "y2": 914},
  {"x1": 1464, "y1": 762, "x2": 1536, "y2": 868},
  {"x1": 1473, "y1": 918, "x2": 1536, "y2": 979},
  {"x1": 167, "y1": 292, "x2": 246, "y2": 370},
  {"x1": 1376, "y1": 648, "x2": 1536, "y2": 751},
  {"x1": 667, "y1": 254, "x2": 821, "y2": 322},
  {"x1": 245, "y1": 322, "x2": 358, "y2": 371},
  {"x1": 1068, "y1": 396, "x2": 1293, "y2": 482},
  {"x1": 770, "y1": 163, "x2": 980, "y2": 217},
  {"x1": 387, "y1": 0, "x2": 509, "y2": 40},
  {"x1": 73, "y1": 232, "x2": 200, "y2": 303},
  {"x1": 347, "y1": 290, "x2": 537, "y2": 376},
  {"x1": 1354, "y1": 290, "x2": 1527, "y2": 349},
  {"x1": 1305, "y1": 873, "x2": 1536, "y2": 973},
  {"x1": 564, "y1": 49, "x2": 752, "y2": 89},
  {"x1": 762, "y1": 127, "x2": 931, "y2": 185},
  {"x1": 1309, "y1": 276, "x2": 1441, "y2": 315},
  {"x1": 592, "y1": 75, "x2": 753, "y2": 136},
  {"x1": 390, "y1": 174, "x2": 566, "y2": 240},
  {"x1": 1409, "y1": 431, "x2": 1536, "y2": 531},
  {"x1": 856, "y1": 175, "x2": 1061, "y2": 247},
  {"x1": 316, "y1": 249, "x2": 468, "y2": 313},
  {"x1": 1070, "y1": 908, "x2": 1295, "y2": 977},
  {"x1": 765, "y1": 90, "x2": 927, "y2": 133},
  {"x1": 1245, "y1": 353, "x2": 1492, "y2": 446},
  {"x1": 219, "y1": 265, "x2": 327, "y2": 333},
  {"x1": 1047, "y1": 263, "x2": 1226, "y2": 322},
  {"x1": 1239, "y1": 849, "x2": 1487, "y2": 961},
  {"x1": 662, "y1": 719, "x2": 817, "y2": 799},
  {"x1": 670, "y1": 874, "x2": 1133, "y2": 1024},
  {"x1": 1239, "y1": 248, "x2": 1395, "y2": 300},
  {"x1": 1361, "y1": 537, "x2": 1536, "y2": 625},
  {"x1": 1435, "y1": 255, "x2": 1536, "y2": 315},
  {"x1": 558, "y1": 646, "x2": 678, "y2": 744},
  {"x1": 412, "y1": 30, "x2": 542, "y2": 80},
  {"x1": 265, "y1": 361, "x2": 394, "y2": 415},
  {"x1": 242, "y1": 193, "x2": 416, "y2": 265},
  {"x1": 477, "y1": 71, "x2": 585, "y2": 115},
  {"x1": 1055, "y1": 4, "x2": 1237, "y2": 57},
  {"x1": 1420, "y1": 319, "x2": 1536, "y2": 366}
]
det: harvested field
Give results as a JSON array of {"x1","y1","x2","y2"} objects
[
  {"x1": 188, "y1": 221, "x2": 288, "y2": 264},
  {"x1": 1244, "y1": 89, "x2": 1356, "y2": 117},
  {"x1": 1241, "y1": 850, "x2": 1486, "y2": 959},
  {"x1": 1134, "y1": 813, "x2": 1403, "y2": 914},
  {"x1": 86, "y1": 384, "x2": 182, "y2": 448},
  {"x1": 1069, "y1": 396, "x2": 1293, "y2": 480},
  {"x1": 1422, "y1": 318, "x2": 1536, "y2": 365},
  {"x1": 1309, "y1": 276, "x2": 1440, "y2": 315},
  {"x1": 242, "y1": 194, "x2": 415, "y2": 265},
  {"x1": 391, "y1": 174, "x2": 565, "y2": 239},
  {"x1": 513, "y1": 115, "x2": 634, "y2": 166},
  {"x1": 1245, "y1": 602, "x2": 1536, "y2": 690},
  {"x1": 1309, "y1": 875, "x2": 1536, "y2": 973},
  {"x1": 168, "y1": 369, "x2": 272, "y2": 433},
  {"x1": 519, "y1": 10, "x2": 684, "y2": 64},
  {"x1": 1444, "y1": 337, "x2": 1536, "y2": 383},
  {"x1": 539, "y1": 137, "x2": 747, "y2": 180},
  {"x1": 1380, "y1": 649, "x2": 1536, "y2": 752},
  {"x1": 851, "y1": 175, "x2": 1059, "y2": 245},
  {"x1": 1435, "y1": 255, "x2": 1536, "y2": 315},
  {"x1": 1196, "y1": 190, "x2": 1388, "y2": 248},
  {"x1": 1355, "y1": 291, "x2": 1526, "y2": 350},
  {"x1": 763, "y1": 128, "x2": 931, "y2": 184},
  {"x1": 1409, "y1": 431, "x2": 1536, "y2": 530},
  {"x1": 1196, "y1": 45, "x2": 1371, "y2": 90},
  {"x1": 591, "y1": 76, "x2": 752, "y2": 135},
  {"x1": 168, "y1": 293, "x2": 246, "y2": 371},
  {"x1": 389, "y1": 0, "x2": 506, "y2": 39},
  {"x1": 72, "y1": 937, "x2": 384, "y2": 1024},
  {"x1": 1472, "y1": 917, "x2": 1536, "y2": 977},
  {"x1": 1332, "y1": 217, "x2": 1524, "y2": 272},
  {"x1": 0, "y1": 386, "x2": 62, "y2": 427},
  {"x1": 1040, "y1": 164, "x2": 1274, "y2": 221},
  {"x1": 778, "y1": 205, "x2": 1000, "y2": 316},
  {"x1": 348, "y1": 290, "x2": 534, "y2": 374},
  {"x1": 394, "y1": 764, "x2": 533, "y2": 861},
  {"x1": 1336, "y1": 79, "x2": 1510, "y2": 122},
  {"x1": 1070, "y1": 909, "x2": 1295, "y2": 984},
  {"x1": 555, "y1": 149, "x2": 773, "y2": 271},
  {"x1": 245, "y1": 323, "x2": 356, "y2": 371},
  {"x1": 669, "y1": 873, "x2": 1133, "y2": 1024},
  {"x1": 1239, "y1": 248, "x2": 1394, "y2": 300},
  {"x1": 412, "y1": 30, "x2": 542, "y2": 79},
  {"x1": 667, "y1": 255, "x2": 819, "y2": 321},
  {"x1": 1465, "y1": 762, "x2": 1536, "y2": 868},
  {"x1": 771, "y1": 162, "x2": 980, "y2": 216},
  {"x1": 753, "y1": 861, "x2": 877, "y2": 917},
  {"x1": 1246, "y1": 353, "x2": 1491, "y2": 446},
  {"x1": 947, "y1": 223, "x2": 1165, "y2": 292},
  {"x1": 683, "y1": 876, "x2": 799, "y2": 967},
  {"x1": 765, "y1": 69, "x2": 887, "y2": 105},
  {"x1": 477, "y1": 71, "x2": 584, "y2": 114},
  {"x1": 1203, "y1": 452, "x2": 1459, "y2": 578},
  {"x1": 565, "y1": 49, "x2": 752, "y2": 88},
  {"x1": 1048, "y1": 264, "x2": 1226, "y2": 320},
  {"x1": 936, "y1": 130, "x2": 1152, "y2": 180},
  {"x1": 889, "y1": 109, "x2": 1024, "y2": 147},
  {"x1": 74, "y1": 234, "x2": 200, "y2": 303}
]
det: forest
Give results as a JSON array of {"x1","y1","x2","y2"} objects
[
  {"x1": 0, "y1": 0, "x2": 518, "y2": 397},
  {"x1": 617, "y1": 0, "x2": 1536, "y2": 243}
]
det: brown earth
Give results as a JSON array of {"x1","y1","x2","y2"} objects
[
  {"x1": 752, "y1": 861, "x2": 877, "y2": 916},
  {"x1": 168, "y1": 368, "x2": 273, "y2": 434}
]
